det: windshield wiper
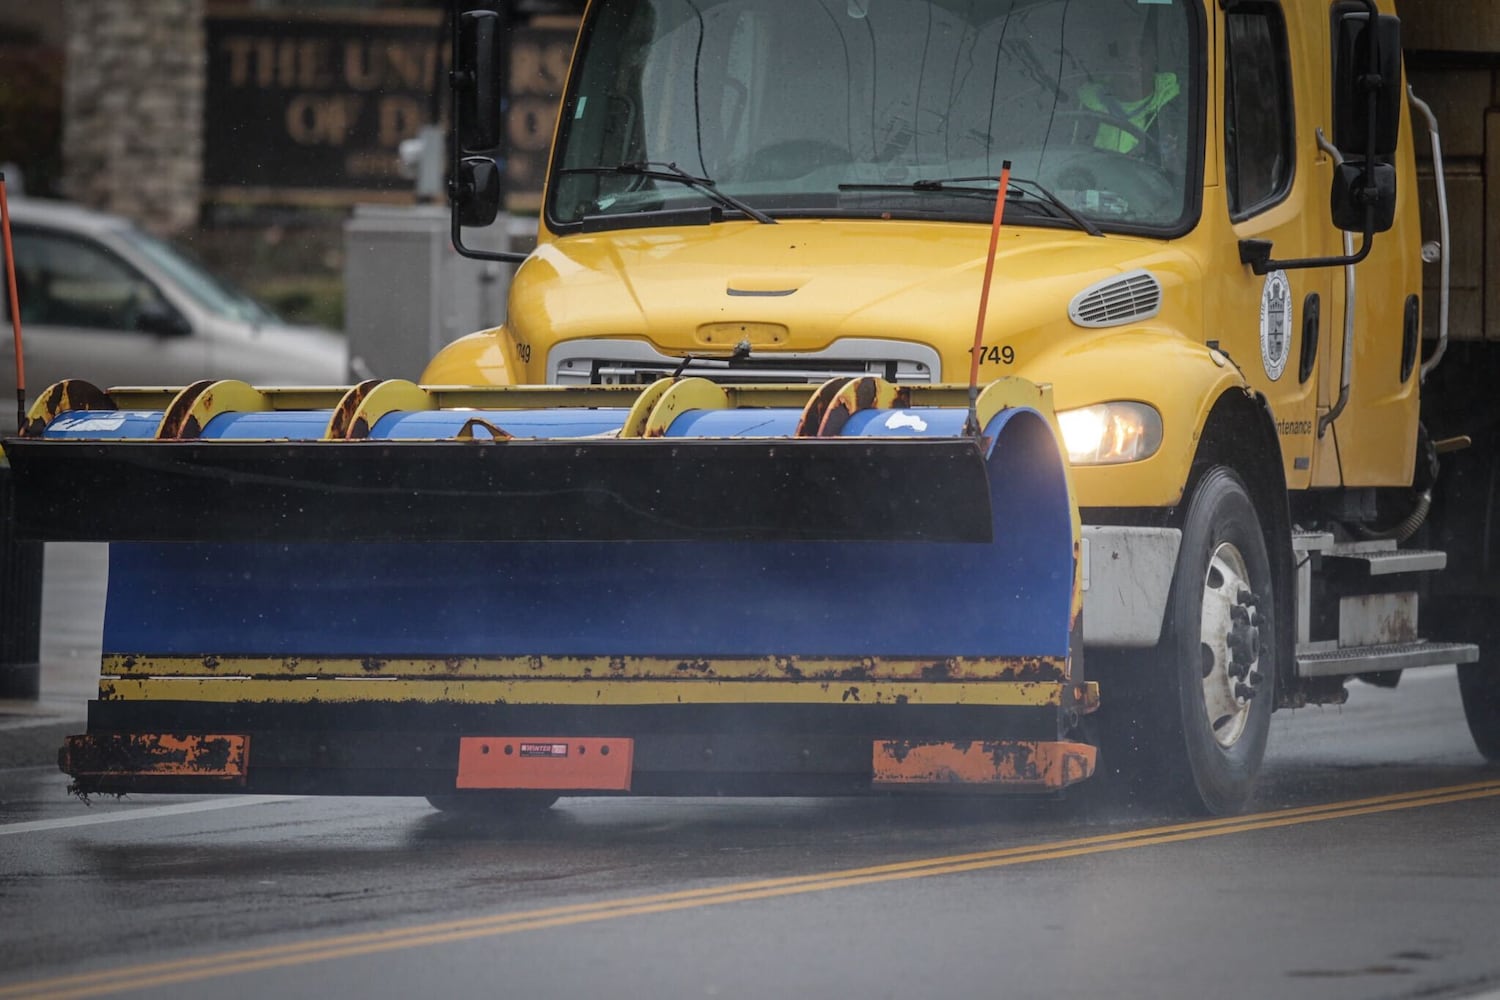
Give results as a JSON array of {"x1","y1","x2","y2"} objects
[
  {"x1": 1006, "y1": 177, "x2": 1104, "y2": 238},
  {"x1": 838, "y1": 175, "x2": 1103, "y2": 237},
  {"x1": 559, "y1": 161, "x2": 776, "y2": 225}
]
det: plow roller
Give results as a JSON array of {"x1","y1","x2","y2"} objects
[{"x1": 8, "y1": 374, "x2": 1097, "y2": 800}]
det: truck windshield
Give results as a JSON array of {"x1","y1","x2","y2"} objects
[{"x1": 549, "y1": 0, "x2": 1197, "y2": 233}]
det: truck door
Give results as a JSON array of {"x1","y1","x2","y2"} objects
[
  {"x1": 1311, "y1": 0, "x2": 1421, "y2": 490},
  {"x1": 1216, "y1": 2, "x2": 1330, "y2": 490}
]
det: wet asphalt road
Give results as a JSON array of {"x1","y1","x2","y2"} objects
[{"x1": 1, "y1": 545, "x2": 1498, "y2": 1000}]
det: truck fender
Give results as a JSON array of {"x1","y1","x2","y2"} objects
[
  {"x1": 420, "y1": 326, "x2": 522, "y2": 385},
  {"x1": 1187, "y1": 386, "x2": 1295, "y2": 705},
  {"x1": 1070, "y1": 337, "x2": 1281, "y2": 655},
  {"x1": 1057, "y1": 332, "x2": 1254, "y2": 510}
]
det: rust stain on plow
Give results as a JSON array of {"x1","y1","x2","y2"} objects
[
  {"x1": 991, "y1": 657, "x2": 1067, "y2": 681},
  {"x1": 838, "y1": 658, "x2": 874, "y2": 680},
  {"x1": 794, "y1": 376, "x2": 853, "y2": 437},
  {"x1": 59, "y1": 733, "x2": 249, "y2": 780},
  {"x1": 921, "y1": 659, "x2": 956, "y2": 680},
  {"x1": 23, "y1": 379, "x2": 115, "y2": 436},
  {"x1": 873, "y1": 739, "x2": 1095, "y2": 789},
  {"x1": 817, "y1": 377, "x2": 913, "y2": 437},
  {"x1": 327, "y1": 379, "x2": 383, "y2": 439},
  {"x1": 157, "y1": 380, "x2": 217, "y2": 439}
]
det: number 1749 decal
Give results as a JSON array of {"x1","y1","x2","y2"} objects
[{"x1": 969, "y1": 345, "x2": 1016, "y2": 365}]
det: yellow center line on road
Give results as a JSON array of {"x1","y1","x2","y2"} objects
[{"x1": 8, "y1": 778, "x2": 1500, "y2": 1000}]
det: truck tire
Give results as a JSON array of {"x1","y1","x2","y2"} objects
[
  {"x1": 1102, "y1": 467, "x2": 1276, "y2": 815},
  {"x1": 426, "y1": 792, "x2": 559, "y2": 815},
  {"x1": 1457, "y1": 663, "x2": 1500, "y2": 761}
]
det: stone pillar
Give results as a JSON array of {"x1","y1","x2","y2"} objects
[{"x1": 61, "y1": 0, "x2": 204, "y2": 235}]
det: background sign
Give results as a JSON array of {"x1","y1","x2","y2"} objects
[
  {"x1": 204, "y1": 6, "x2": 577, "y2": 210},
  {"x1": 204, "y1": 7, "x2": 445, "y2": 204}
]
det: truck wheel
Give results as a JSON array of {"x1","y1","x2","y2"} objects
[
  {"x1": 1109, "y1": 467, "x2": 1276, "y2": 815},
  {"x1": 426, "y1": 792, "x2": 560, "y2": 815},
  {"x1": 1458, "y1": 663, "x2": 1500, "y2": 761}
]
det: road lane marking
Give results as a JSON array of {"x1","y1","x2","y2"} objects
[
  {"x1": 5, "y1": 778, "x2": 1500, "y2": 999},
  {"x1": 0, "y1": 796, "x2": 301, "y2": 837}
]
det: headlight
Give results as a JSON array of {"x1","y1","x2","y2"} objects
[{"x1": 1056, "y1": 402, "x2": 1163, "y2": 465}]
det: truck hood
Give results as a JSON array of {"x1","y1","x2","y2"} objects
[{"x1": 513, "y1": 219, "x2": 1197, "y2": 372}]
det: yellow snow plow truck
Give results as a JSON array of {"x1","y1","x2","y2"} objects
[{"x1": 8, "y1": 0, "x2": 1498, "y2": 815}]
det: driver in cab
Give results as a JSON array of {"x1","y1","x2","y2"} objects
[{"x1": 1074, "y1": 0, "x2": 1185, "y2": 163}]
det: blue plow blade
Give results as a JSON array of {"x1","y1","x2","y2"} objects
[{"x1": 13, "y1": 378, "x2": 1080, "y2": 664}]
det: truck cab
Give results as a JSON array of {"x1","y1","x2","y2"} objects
[
  {"x1": 429, "y1": 0, "x2": 1488, "y2": 814},
  {"x1": 433, "y1": 0, "x2": 1417, "y2": 503}
]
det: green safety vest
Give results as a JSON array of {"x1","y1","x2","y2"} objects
[{"x1": 1078, "y1": 73, "x2": 1181, "y2": 154}]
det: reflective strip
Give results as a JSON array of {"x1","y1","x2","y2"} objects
[
  {"x1": 102, "y1": 654, "x2": 1070, "y2": 683},
  {"x1": 1076, "y1": 73, "x2": 1180, "y2": 153},
  {"x1": 100, "y1": 677, "x2": 1078, "y2": 707}
]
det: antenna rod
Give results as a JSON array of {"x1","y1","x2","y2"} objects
[
  {"x1": 965, "y1": 160, "x2": 1012, "y2": 437},
  {"x1": 0, "y1": 173, "x2": 25, "y2": 435}
]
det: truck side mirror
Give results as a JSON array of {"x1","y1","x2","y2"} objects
[
  {"x1": 1331, "y1": 7, "x2": 1402, "y2": 157},
  {"x1": 455, "y1": 10, "x2": 502, "y2": 153},
  {"x1": 454, "y1": 156, "x2": 503, "y2": 228},
  {"x1": 449, "y1": 4, "x2": 525, "y2": 262},
  {"x1": 1330, "y1": 160, "x2": 1396, "y2": 233}
]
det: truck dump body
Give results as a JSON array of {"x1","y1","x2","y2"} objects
[{"x1": 13, "y1": 376, "x2": 1095, "y2": 797}]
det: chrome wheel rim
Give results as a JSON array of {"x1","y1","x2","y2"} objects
[{"x1": 1199, "y1": 542, "x2": 1257, "y2": 749}]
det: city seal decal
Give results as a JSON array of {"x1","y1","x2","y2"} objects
[{"x1": 1259, "y1": 270, "x2": 1292, "y2": 382}]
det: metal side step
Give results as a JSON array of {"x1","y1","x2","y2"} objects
[
  {"x1": 1292, "y1": 530, "x2": 1334, "y2": 554},
  {"x1": 1290, "y1": 532, "x2": 1447, "y2": 575},
  {"x1": 1323, "y1": 548, "x2": 1448, "y2": 575},
  {"x1": 1297, "y1": 640, "x2": 1479, "y2": 678}
]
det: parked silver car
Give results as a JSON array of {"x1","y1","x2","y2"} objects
[{"x1": 0, "y1": 197, "x2": 348, "y2": 433}]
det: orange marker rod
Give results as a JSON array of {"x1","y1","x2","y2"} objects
[
  {"x1": 0, "y1": 173, "x2": 25, "y2": 434},
  {"x1": 965, "y1": 159, "x2": 1012, "y2": 437}
]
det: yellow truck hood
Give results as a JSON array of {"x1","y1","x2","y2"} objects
[{"x1": 513, "y1": 219, "x2": 1196, "y2": 371}]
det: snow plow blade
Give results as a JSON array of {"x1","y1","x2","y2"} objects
[
  {"x1": 10, "y1": 375, "x2": 1096, "y2": 798},
  {"x1": 8, "y1": 436, "x2": 993, "y2": 544}
]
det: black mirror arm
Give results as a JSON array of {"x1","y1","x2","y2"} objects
[
  {"x1": 450, "y1": 211, "x2": 529, "y2": 265},
  {"x1": 1242, "y1": 0, "x2": 1387, "y2": 280},
  {"x1": 1238, "y1": 208, "x2": 1375, "y2": 276}
]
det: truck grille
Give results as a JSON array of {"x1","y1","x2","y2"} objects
[{"x1": 549, "y1": 338, "x2": 941, "y2": 386}]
